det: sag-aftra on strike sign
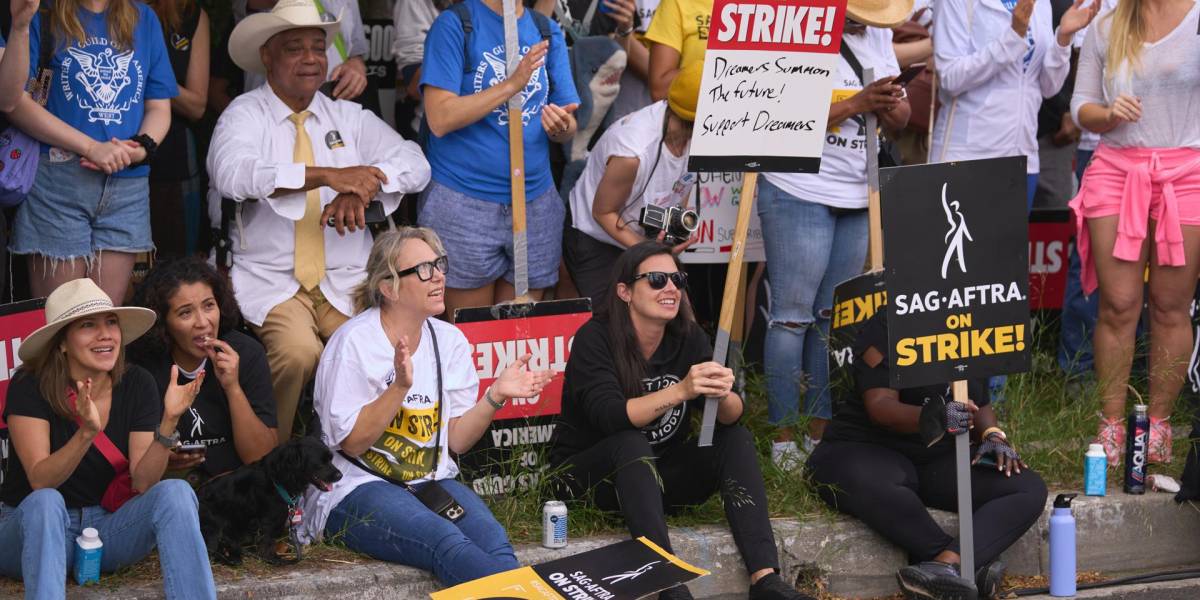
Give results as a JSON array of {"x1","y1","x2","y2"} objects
[{"x1": 688, "y1": 0, "x2": 847, "y2": 173}]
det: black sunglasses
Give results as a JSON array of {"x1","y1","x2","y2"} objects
[
  {"x1": 631, "y1": 271, "x2": 688, "y2": 290},
  {"x1": 395, "y1": 255, "x2": 449, "y2": 281}
]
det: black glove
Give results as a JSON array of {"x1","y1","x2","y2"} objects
[
  {"x1": 974, "y1": 432, "x2": 1023, "y2": 476},
  {"x1": 945, "y1": 402, "x2": 971, "y2": 435}
]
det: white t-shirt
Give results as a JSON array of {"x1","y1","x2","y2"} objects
[
  {"x1": 763, "y1": 27, "x2": 900, "y2": 209},
  {"x1": 570, "y1": 101, "x2": 692, "y2": 248},
  {"x1": 298, "y1": 310, "x2": 479, "y2": 543}
]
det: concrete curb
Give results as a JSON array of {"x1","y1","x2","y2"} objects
[{"x1": 65, "y1": 493, "x2": 1200, "y2": 599}]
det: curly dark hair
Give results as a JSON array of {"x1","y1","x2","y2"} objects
[{"x1": 127, "y1": 257, "x2": 242, "y2": 364}]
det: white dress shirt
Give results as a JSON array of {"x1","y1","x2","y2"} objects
[
  {"x1": 207, "y1": 85, "x2": 431, "y2": 326},
  {"x1": 930, "y1": 0, "x2": 1071, "y2": 174}
]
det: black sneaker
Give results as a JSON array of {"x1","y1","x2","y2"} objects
[
  {"x1": 748, "y1": 572, "x2": 818, "y2": 600},
  {"x1": 896, "y1": 561, "x2": 978, "y2": 600},
  {"x1": 975, "y1": 561, "x2": 1006, "y2": 600},
  {"x1": 659, "y1": 584, "x2": 695, "y2": 600}
]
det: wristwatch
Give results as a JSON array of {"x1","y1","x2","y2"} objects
[
  {"x1": 484, "y1": 386, "x2": 506, "y2": 410},
  {"x1": 129, "y1": 133, "x2": 159, "y2": 168},
  {"x1": 154, "y1": 430, "x2": 180, "y2": 449}
]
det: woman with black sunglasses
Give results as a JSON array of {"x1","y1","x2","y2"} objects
[
  {"x1": 298, "y1": 227, "x2": 554, "y2": 585},
  {"x1": 549, "y1": 242, "x2": 813, "y2": 600}
]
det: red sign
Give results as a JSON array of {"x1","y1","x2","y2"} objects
[
  {"x1": 1028, "y1": 212, "x2": 1073, "y2": 311},
  {"x1": 0, "y1": 301, "x2": 47, "y2": 428},
  {"x1": 457, "y1": 311, "x2": 592, "y2": 421},
  {"x1": 708, "y1": 0, "x2": 846, "y2": 53}
]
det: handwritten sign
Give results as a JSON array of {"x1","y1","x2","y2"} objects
[
  {"x1": 681, "y1": 172, "x2": 766, "y2": 263},
  {"x1": 688, "y1": 0, "x2": 846, "y2": 173}
]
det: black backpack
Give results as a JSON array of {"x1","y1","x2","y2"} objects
[{"x1": 418, "y1": 2, "x2": 556, "y2": 149}]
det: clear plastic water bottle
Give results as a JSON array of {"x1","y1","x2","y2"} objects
[
  {"x1": 73, "y1": 527, "x2": 102, "y2": 585},
  {"x1": 1084, "y1": 443, "x2": 1106, "y2": 496},
  {"x1": 1049, "y1": 494, "x2": 1078, "y2": 597}
]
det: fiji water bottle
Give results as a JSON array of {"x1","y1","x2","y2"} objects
[
  {"x1": 1084, "y1": 443, "x2": 1107, "y2": 496},
  {"x1": 1125, "y1": 405, "x2": 1149, "y2": 494},
  {"x1": 1049, "y1": 494, "x2": 1078, "y2": 597},
  {"x1": 73, "y1": 527, "x2": 102, "y2": 585}
]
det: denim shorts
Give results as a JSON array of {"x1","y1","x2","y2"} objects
[
  {"x1": 418, "y1": 180, "x2": 564, "y2": 289},
  {"x1": 11, "y1": 152, "x2": 153, "y2": 260}
]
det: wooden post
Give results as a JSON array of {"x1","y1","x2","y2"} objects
[
  {"x1": 864, "y1": 67, "x2": 883, "y2": 272},
  {"x1": 502, "y1": 0, "x2": 531, "y2": 302},
  {"x1": 698, "y1": 173, "x2": 759, "y2": 447}
]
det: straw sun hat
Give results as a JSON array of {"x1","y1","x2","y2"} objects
[
  {"x1": 18, "y1": 279, "x2": 156, "y2": 363},
  {"x1": 229, "y1": 0, "x2": 341, "y2": 75},
  {"x1": 846, "y1": 0, "x2": 914, "y2": 29}
]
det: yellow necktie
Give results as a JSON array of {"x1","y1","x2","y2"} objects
[{"x1": 289, "y1": 111, "x2": 325, "y2": 291}]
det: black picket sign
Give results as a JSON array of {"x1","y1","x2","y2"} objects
[{"x1": 880, "y1": 157, "x2": 1032, "y2": 388}]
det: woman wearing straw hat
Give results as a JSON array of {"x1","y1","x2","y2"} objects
[
  {"x1": 0, "y1": 279, "x2": 214, "y2": 599},
  {"x1": 757, "y1": 0, "x2": 912, "y2": 470}
]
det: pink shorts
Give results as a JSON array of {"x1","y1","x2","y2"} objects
[{"x1": 1069, "y1": 144, "x2": 1200, "y2": 295}]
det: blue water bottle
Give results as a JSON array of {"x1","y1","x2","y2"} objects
[
  {"x1": 1084, "y1": 443, "x2": 1106, "y2": 496},
  {"x1": 1049, "y1": 494, "x2": 1078, "y2": 597},
  {"x1": 73, "y1": 527, "x2": 102, "y2": 585}
]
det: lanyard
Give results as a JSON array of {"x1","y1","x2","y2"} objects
[{"x1": 311, "y1": 0, "x2": 349, "y2": 62}]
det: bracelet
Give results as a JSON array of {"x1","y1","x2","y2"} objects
[
  {"x1": 615, "y1": 26, "x2": 634, "y2": 37},
  {"x1": 484, "y1": 386, "x2": 506, "y2": 410},
  {"x1": 982, "y1": 427, "x2": 1006, "y2": 441}
]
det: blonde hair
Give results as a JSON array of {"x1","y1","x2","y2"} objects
[
  {"x1": 1104, "y1": 0, "x2": 1146, "y2": 80},
  {"x1": 351, "y1": 227, "x2": 448, "y2": 314},
  {"x1": 52, "y1": 0, "x2": 140, "y2": 50},
  {"x1": 23, "y1": 327, "x2": 126, "y2": 420}
]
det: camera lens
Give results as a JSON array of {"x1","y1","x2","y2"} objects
[{"x1": 679, "y1": 210, "x2": 699, "y2": 232}]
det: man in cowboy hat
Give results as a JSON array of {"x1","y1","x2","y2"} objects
[{"x1": 207, "y1": 0, "x2": 431, "y2": 444}]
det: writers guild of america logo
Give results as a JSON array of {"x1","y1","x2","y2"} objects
[
  {"x1": 325, "y1": 130, "x2": 345, "y2": 149},
  {"x1": 475, "y1": 44, "x2": 543, "y2": 127},
  {"x1": 940, "y1": 183, "x2": 972, "y2": 280},
  {"x1": 601, "y1": 561, "x2": 660, "y2": 584},
  {"x1": 64, "y1": 45, "x2": 140, "y2": 125}
]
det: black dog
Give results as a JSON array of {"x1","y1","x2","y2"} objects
[{"x1": 197, "y1": 436, "x2": 342, "y2": 565}]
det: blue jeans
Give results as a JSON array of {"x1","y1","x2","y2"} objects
[
  {"x1": 756, "y1": 178, "x2": 868, "y2": 424},
  {"x1": 0, "y1": 480, "x2": 215, "y2": 600},
  {"x1": 325, "y1": 479, "x2": 518, "y2": 586}
]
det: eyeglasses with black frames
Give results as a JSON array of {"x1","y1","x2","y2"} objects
[{"x1": 395, "y1": 255, "x2": 449, "y2": 281}]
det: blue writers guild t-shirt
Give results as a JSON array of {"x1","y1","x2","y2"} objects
[
  {"x1": 421, "y1": 0, "x2": 580, "y2": 204},
  {"x1": 29, "y1": 3, "x2": 179, "y2": 178}
]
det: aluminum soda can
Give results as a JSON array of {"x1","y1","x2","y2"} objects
[
  {"x1": 1124, "y1": 404, "x2": 1149, "y2": 494},
  {"x1": 542, "y1": 500, "x2": 568, "y2": 548}
]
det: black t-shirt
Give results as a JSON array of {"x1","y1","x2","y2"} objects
[
  {"x1": 551, "y1": 317, "x2": 713, "y2": 462},
  {"x1": 823, "y1": 312, "x2": 990, "y2": 460},
  {"x1": 134, "y1": 330, "x2": 276, "y2": 477},
  {"x1": 149, "y1": 4, "x2": 202, "y2": 182},
  {"x1": 1, "y1": 367, "x2": 161, "y2": 508}
]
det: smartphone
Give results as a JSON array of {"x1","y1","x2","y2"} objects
[
  {"x1": 176, "y1": 443, "x2": 206, "y2": 453},
  {"x1": 974, "y1": 453, "x2": 998, "y2": 468},
  {"x1": 364, "y1": 200, "x2": 387, "y2": 224},
  {"x1": 598, "y1": 0, "x2": 614, "y2": 13},
  {"x1": 893, "y1": 63, "x2": 926, "y2": 88}
]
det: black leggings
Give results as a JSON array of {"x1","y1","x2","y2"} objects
[
  {"x1": 807, "y1": 439, "x2": 1048, "y2": 567},
  {"x1": 553, "y1": 425, "x2": 779, "y2": 573}
]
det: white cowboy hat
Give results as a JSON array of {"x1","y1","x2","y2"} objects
[
  {"x1": 229, "y1": 0, "x2": 341, "y2": 76},
  {"x1": 846, "y1": 0, "x2": 914, "y2": 28},
  {"x1": 19, "y1": 279, "x2": 157, "y2": 363}
]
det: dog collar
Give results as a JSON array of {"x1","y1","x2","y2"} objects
[{"x1": 273, "y1": 482, "x2": 300, "y2": 507}]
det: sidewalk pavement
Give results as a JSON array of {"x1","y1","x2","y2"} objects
[{"x1": 68, "y1": 491, "x2": 1200, "y2": 599}]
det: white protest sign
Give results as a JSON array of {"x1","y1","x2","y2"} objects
[
  {"x1": 681, "y1": 172, "x2": 766, "y2": 264},
  {"x1": 688, "y1": 0, "x2": 847, "y2": 173}
]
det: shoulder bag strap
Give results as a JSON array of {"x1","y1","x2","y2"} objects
[
  {"x1": 66, "y1": 389, "x2": 130, "y2": 473},
  {"x1": 450, "y1": 2, "x2": 475, "y2": 74},
  {"x1": 839, "y1": 41, "x2": 866, "y2": 84}
]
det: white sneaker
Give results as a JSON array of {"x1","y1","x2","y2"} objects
[
  {"x1": 772, "y1": 441, "x2": 802, "y2": 470},
  {"x1": 801, "y1": 435, "x2": 820, "y2": 456}
]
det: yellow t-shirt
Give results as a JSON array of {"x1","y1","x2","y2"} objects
[{"x1": 643, "y1": 0, "x2": 711, "y2": 68}]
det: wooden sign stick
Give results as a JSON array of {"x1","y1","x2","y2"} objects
[
  {"x1": 864, "y1": 67, "x2": 884, "y2": 272},
  {"x1": 502, "y1": 0, "x2": 531, "y2": 302},
  {"x1": 698, "y1": 173, "x2": 758, "y2": 447}
]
